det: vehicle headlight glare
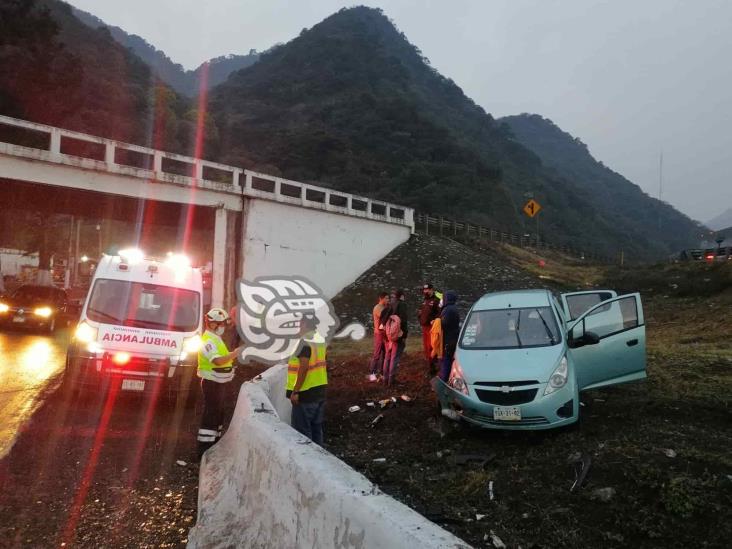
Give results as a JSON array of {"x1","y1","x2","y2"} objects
[
  {"x1": 0, "y1": 303, "x2": 9, "y2": 313},
  {"x1": 34, "y1": 307, "x2": 52, "y2": 318},
  {"x1": 183, "y1": 335, "x2": 202, "y2": 353},
  {"x1": 75, "y1": 321, "x2": 97, "y2": 343},
  {"x1": 544, "y1": 356, "x2": 568, "y2": 395}
]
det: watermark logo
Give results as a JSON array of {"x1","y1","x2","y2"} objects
[{"x1": 235, "y1": 276, "x2": 365, "y2": 364}]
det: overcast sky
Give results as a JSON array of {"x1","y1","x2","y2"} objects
[{"x1": 67, "y1": 0, "x2": 731, "y2": 223}]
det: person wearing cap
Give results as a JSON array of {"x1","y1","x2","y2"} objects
[
  {"x1": 418, "y1": 283, "x2": 443, "y2": 375},
  {"x1": 287, "y1": 317, "x2": 328, "y2": 444},
  {"x1": 197, "y1": 307, "x2": 244, "y2": 457}
]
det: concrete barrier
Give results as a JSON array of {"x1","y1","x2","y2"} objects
[{"x1": 188, "y1": 364, "x2": 471, "y2": 549}]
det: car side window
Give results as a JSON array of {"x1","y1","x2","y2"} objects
[
  {"x1": 573, "y1": 296, "x2": 640, "y2": 340},
  {"x1": 566, "y1": 292, "x2": 613, "y2": 320}
]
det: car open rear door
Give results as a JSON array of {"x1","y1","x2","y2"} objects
[
  {"x1": 560, "y1": 290, "x2": 617, "y2": 323},
  {"x1": 567, "y1": 293, "x2": 646, "y2": 391}
]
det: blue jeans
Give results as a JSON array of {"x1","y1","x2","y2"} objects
[
  {"x1": 369, "y1": 330, "x2": 385, "y2": 375},
  {"x1": 291, "y1": 399, "x2": 325, "y2": 445},
  {"x1": 383, "y1": 339, "x2": 405, "y2": 384}
]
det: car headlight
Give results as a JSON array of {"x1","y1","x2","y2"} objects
[
  {"x1": 544, "y1": 356, "x2": 568, "y2": 396},
  {"x1": 0, "y1": 303, "x2": 9, "y2": 313},
  {"x1": 448, "y1": 359, "x2": 469, "y2": 395},
  {"x1": 34, "y1": 307, "x2": 53, "y2": 318},
  {"x1": 74, "y1": 321, "x2": 98, "y2": 343}
]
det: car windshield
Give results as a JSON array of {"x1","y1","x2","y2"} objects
[
  {"x1": 86, "y1": 279, "x2": 200, "y2": 332},
  {"x1": 460, "y1": 306, "x2": 561, "y2": 349},
  {"x1": 12, "y1": 286, "x2": 56, "y2": 302}
]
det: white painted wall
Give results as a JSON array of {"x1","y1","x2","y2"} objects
[
  {"x1": 241, "y1": 200, "x2": 411, "y2": 298},
  {"x1": 188, "y1": 364, "x2": 470, "y2": 549},
  {"x1": 0, "y1": 249, "x2": 39, "y2": 277}
]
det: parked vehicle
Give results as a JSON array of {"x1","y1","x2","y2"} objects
[
  {"x1": 64, "y1": 249, "x2": 203, "y2": 402},
  {"x1": 435, "y1": 289, "x2": 646, "y2": 429},
  {"x1": 0, "y1": 284, "x2": 71, "y2": 333}
]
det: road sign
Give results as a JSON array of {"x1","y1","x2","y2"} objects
[{"x1": 523, "y1": 199, "x2": 542, "y2": 218}]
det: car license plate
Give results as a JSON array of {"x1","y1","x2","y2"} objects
[
  {"x1": 493, "y1": 406, "x2": 521, "y2": 421},
  {"x1": 121, "y1": 379, "x2": 145, "y2": 391},
  {"x1": 12, "y1": 316, "x2": 25, "y2": 323}
]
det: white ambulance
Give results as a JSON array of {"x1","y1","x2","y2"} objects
[{"x1": 65, "y1": 249, "x2": 203, "y2": 401}]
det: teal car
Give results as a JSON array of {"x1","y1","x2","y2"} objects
[{"x1": 434, "y1": 289, "x2": 646, "y2": 429}]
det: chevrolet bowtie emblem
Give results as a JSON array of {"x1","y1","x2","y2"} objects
[{"x1": 500, "y1": 385, "x2": 511, "y2": 393}]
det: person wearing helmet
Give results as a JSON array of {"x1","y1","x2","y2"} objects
[{"x1": 197, "y1": 307, "x2": 244, "y2": 457}]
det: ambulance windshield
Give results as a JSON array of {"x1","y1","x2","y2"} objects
[{"x1": 86, "y1": 279, "x2": 200, "y2": 332}]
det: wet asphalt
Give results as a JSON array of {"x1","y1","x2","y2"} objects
[{"x1": 0, "y1": 327, "x2": 69, "y2": 458}]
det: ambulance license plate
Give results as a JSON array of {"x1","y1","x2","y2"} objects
[
  {"x1": 493, "y1": 406, "x2": 521, "y2": 421},
  {"x1": 12, "y1": 316, "x2": 25, "y2": 323},
  {"x1": 121, "y1": 379, "x2": 145, "y2": 391}
]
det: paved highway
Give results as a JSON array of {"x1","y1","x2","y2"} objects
[{"x1": 0, "y1": 328, "x2": 69, "y2": 458}]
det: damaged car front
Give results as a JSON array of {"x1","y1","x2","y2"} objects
[{"x1": 435, "y1": 290, "x2": 579, "y2": 430}]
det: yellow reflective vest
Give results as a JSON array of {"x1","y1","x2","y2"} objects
[
  {"x1": 198, "y1": 331, "x2": 234, "y2": 383},
  {"x1": 287, "y1": 340, "x2": 327, "y2": 393}
]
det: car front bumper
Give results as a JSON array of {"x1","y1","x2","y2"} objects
[{"x1": 434, "y1": 378, "x2": 578, "y2": 430}]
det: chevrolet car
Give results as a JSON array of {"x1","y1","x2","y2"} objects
[{"x1": 434, "y1": 289, "x2": 646, "y2": 429}]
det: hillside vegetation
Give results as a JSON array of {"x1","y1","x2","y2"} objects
[{"x1": 0, "y1": 2, "x2": 702, "y2": 260}]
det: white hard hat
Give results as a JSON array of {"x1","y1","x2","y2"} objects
[{"x1": 205, "y1": 307, "x2": 230, "y2": 322}]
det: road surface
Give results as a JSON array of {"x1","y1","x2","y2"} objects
[{"x1": 0, "y1": 327, "x2": 69, "y2": 458}]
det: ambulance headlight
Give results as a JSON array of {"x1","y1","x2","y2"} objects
[
  {"x1": 74, "y1": 321, "x2": 98, "y2": 343},
  {"x1": 183, "y1": 335, "x2": 202, "y2": 353}
]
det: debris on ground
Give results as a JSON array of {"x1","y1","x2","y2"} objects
[
  {"x1": 590, "y1": 487, "x2": 616, "y2": 502},
  {"x1": 661, "y1": 448, "x2": 677, "y2": 458},
  {"x1": 441, "y1": 408, "x2": 460, "y2": 421},
  {"x1": 569, "y1": 453, "x2": 592, "y2": 493},
  {"x1": 370, "y1": 414, "x2": 384, "y2": 427},
  {"x1": 488, "y1": 480, "x2": 494, "y2": 501},
  {"x1": 175, "y1": 460, "x2": 187, "y2": 467},
  {"x1": 372, "y1": 458, "x2": 387, "y2": 463},
  {"x1": 400, "y1": 394, "x2": 413, "y2": 402},
  {"x1": 489, "y1": 530, "x2": 506, "y2": 548},
  {"x1": 348, "y1": 405, "x2": 361, "y2": 413}
]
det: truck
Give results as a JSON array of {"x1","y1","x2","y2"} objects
[{"x1": 64, "y1": 249, "x2": 203, "y2": 404}]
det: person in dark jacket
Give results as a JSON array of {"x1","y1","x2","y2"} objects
[
  {"x1": 418, "y1": 283, "x2": 442, "y2": 375},
  {"x1": 382, "y1": 289, "x2": 408, "y2": 386},
  {"x1": 439, "y1": 290, "x2": 460, "y2": 382}
]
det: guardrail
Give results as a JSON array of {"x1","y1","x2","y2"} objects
[
  {"x1": 0, "y1": 115, "x2": 414, "y2": 229},
  {"x1": 415, "y1": 213, "x2": 610, "y2": 263}
]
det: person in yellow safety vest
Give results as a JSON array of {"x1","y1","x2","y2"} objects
[
  {"x1": 286, "y1": 316, "x2": 328, "y2": 444},
  {"x1": 197, "y1": 307, "x2": 244, "y2": 458}
]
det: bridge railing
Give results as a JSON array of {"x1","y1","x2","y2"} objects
[
  {"x1": 0, "y1": 115, "x2": 413, "y2": 229},
  {"x1": 415, "y1": 213, "x2": 610, "y2": 263}
]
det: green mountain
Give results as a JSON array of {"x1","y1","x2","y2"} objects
[
  {"x1": 0, "y1": 0, "x2": 212, "y2": 152},
  {"x1": 500, "y1": 114, "x2": 704, "y2": 256},
  {"x1": 0, "y1": 3, "x2": 701, "y2": 259},
  {"x1": 70, "y1": 6, "x2": 260, "y2": 97},
  {"x1": 207, "y1": 7, "x2": 690, "y2": 258}
]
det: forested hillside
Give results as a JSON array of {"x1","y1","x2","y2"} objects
[
  {"x1": 501, "y1": 114, "x2": 704, "y2": 255},
  {"x1": 70, "y1": 6, "x2": 260, "y2": 97},
  {"x1": 0, "y1": 2, "x2": 701, "y2": 259}
]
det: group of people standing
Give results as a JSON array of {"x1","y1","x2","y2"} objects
[{"x1": 368, "y1": 283, "x2": 461, "y2": 385}]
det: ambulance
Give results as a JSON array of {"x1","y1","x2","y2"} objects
[{"x1": 64, "y1": 249, "x2": 203, "y2": 401}]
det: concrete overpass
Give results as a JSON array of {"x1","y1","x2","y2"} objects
[{"x1": 0, "y1": 115, "x2": 414, "y2": 307}]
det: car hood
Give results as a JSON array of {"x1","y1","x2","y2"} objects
[
  {"x1": 7, "y1": 296, "x2": 53, "y2": 309},
  {"x1": 456, "y1": 344, "x2": 565, "y2": 384}
]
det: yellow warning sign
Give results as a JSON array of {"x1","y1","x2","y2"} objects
[{"x1": 523, "y1": 199, "x2": 542, "y2": 218}]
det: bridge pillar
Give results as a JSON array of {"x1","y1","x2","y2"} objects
[{"x1": 212, "y1": 207, "x2": 227, "y2": 309}]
